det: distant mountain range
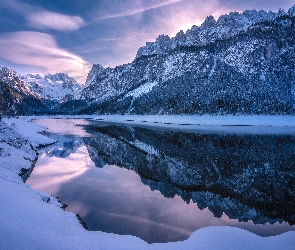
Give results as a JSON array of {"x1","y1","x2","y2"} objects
[
  {"x1": 0, "y1": 67, "x2": 82, "y2": 115},
  {"x1": 1, "y1": 4, "x2": 295, "y2": 116},
  {"x1": 21, "y1": 73, "x2": 83, "y2": 102}
]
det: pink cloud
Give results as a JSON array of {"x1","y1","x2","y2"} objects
[{"x1": 0, "y1": 31, "x2": 91, "y2": 83}]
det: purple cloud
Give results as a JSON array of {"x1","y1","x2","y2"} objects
[{"x1": 0, "y1": 31, "x2": 91, "y2": 83}]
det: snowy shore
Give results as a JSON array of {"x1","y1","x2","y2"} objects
[
  {"x1": 91, "y1": 115, "x2": 295, "y2": 127},
  {"x1": 91, "y1": 115, "x2": 295, "y2": 135},
  {"x1": 1, "y1": 116, "x2": 295, "y2": 249}
]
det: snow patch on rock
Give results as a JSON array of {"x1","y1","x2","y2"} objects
[
  {"x1": 125, "y1": 81, "x2": 158, "y2": 99},
  {"x1": 21, "y1": 73, "x2": 83, "y2": 102}
]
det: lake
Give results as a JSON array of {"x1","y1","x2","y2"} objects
[{"x1": 27, "y1": 118, "x2": 295, "y2": 243}]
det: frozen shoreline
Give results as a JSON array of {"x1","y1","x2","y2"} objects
[
  {"x1": 90, "y1": 115, "x2": 295, "y2": 135},
  {"x1": 27, "y1": 114, "x2": 295, "y2": 127},
  {"x1": 91, "y1": 115, "x2": 295, "y2": 127},
  {"x1": 1, "y1": 116, "x2": 295, "y2": 249}
]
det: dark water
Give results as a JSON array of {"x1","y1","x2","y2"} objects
[{"x1": 27, "y1": 118, "x2": 295, "y2": 243}]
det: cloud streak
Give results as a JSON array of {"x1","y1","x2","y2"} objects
[
  {"x1": 0, "y1": 31, "x2": 91, "y2": 82},
  {"x1": 27, "y1": 11, "x2": 85, "y2": 31},
  {"x1": 93, "y1": 0, "x2": 182, "y2": 21},
  {"x1": 1, "y1": 0, "x2": 85, "y2": 31}
]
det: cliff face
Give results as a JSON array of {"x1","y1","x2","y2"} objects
[
  {"x1": 83, "y1": 125, "x2": 295, "y2": 225},
  {"x1": 80, "y1": 6, "x2": 295, "y2": 115}
]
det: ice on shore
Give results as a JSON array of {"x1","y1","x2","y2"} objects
[
  {"x1": 92, "y1": 114, "x2": 295, "y2": 126},
  {"x1": 91, "y1": 115, "x2": 295, "y2": 135}
]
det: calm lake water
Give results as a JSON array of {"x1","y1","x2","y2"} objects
[{"x1": 27, "y1": 118, "x2": 295, "y2": 243}]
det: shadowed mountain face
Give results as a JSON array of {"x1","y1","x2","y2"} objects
[
  {"x1": 0, "y1": 66, "x2": 44, "y2": 115},
  {"x1": 0, "y1": 80, "x2": 48, "y2": 116},
  {"x1": 83, "y1": 125, "x2": 295, "y2": 225}
]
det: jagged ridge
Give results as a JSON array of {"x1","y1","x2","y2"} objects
[{"x1": 21, "y1": 73, "x2": 83, "y2": 102}]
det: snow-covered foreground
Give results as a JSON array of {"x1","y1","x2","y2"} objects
[{"x1": 1, "y1": 116, "x2": 295, "y2": 249}]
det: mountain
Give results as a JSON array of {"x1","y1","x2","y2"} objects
[
  {"x1": 2, "y1": 5, "x2": 295, "y2": 116},
  {"x1": 21, "y1": 73, "x2": 83, "y2": 103},
  {"x1": 0, "y1": 66, "x2": 47, "y2": 115},
  {"x1": 0, "y1": 67, "x2": 85, "y2": 116},
  {"x1": 80, "y1": 5, "x2": 295, "y2": 115}
]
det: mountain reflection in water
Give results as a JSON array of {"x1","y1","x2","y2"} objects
[{"x1": 28, "y1": 119, "x2": 295, "y2": 243}]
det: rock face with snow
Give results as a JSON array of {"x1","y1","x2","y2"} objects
[
  {"x1": 84, "y1": 64, "x2": 105, "y2": 88},
  {"x1": 80, "y1": 5, "x2": 295, "y2": 115},
  {"x1": 83, "y1": 125, "x2": 295, "y2": 225},
  {"x1": 0, "y1": 67, "x2": 47, "y2": 115},
  {"x1": 0, "y1": 66, "x2": 85, "y2": 115},
  {"x1": 22, "y1": 73, "x2": 83, "y2": 103}
]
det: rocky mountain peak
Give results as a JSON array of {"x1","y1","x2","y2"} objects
[
  {"x1": 201, "y1": 15, "x2": 216, "y2": 28},
  {"x1": 135, "y1": 6, "x2": 290, "y2": 58},
  {"x1": 278, "y1": 8, "x2": 286, "y2": 16},
  {"x1": 288, "y1": 4, "x2": 295, "y2": 16},
  {"x1": 44, "y1": 73, "x2": 81, "y2": 90},
  {"x1": 22, "y1": 73, "x2": 83, "y2": 102},
  {"x1": 85, "y1": 64, "x2": 105, "y2": 87},
  {"x1": 0, "y1": 66, "x2": 34, "y2": 97}
]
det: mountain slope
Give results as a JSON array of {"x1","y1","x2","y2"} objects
[
  {"x1": 80, "y1": 5, "x2": 295, "y2": 115},
  {"x1": 0, "y1": 67, "x2": 47, "y2": 115}
]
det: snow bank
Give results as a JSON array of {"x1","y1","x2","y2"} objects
[
  {"x1": 1, "y1": 117, "x2": 295, "y2": 249},
  {"x1": 3, "y1": 117, "x2": 55, "y2": 147}
]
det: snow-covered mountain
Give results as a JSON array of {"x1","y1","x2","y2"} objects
[
  {"x1": 84, "y1": 64, "x2": 105, "y2": 88},
  {"x1": 135, "y1": 8, "x2": 288, "y2": 58},
  {"x1": 2, "y1": 4, "x2": 295, "y2": 116},
  {"x1": 0, "y1": 66, "x2": 84, "y2": 115},
  {"x1": 0, "y1": 67, "x2": 36, "y2": 97},
  {"x1": 80, "y1": 4, "x2": 295, "y2": 115},
  {"x1": 21, "y1": 73, "x2": 83, "y2": 102},
  {"x1": 0, "y1": 66, "x2": 46, "y2": 115}
]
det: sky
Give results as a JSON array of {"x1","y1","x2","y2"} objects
[{"x1": 0, "y1": 0, "x2": 294, "y2": 83}]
